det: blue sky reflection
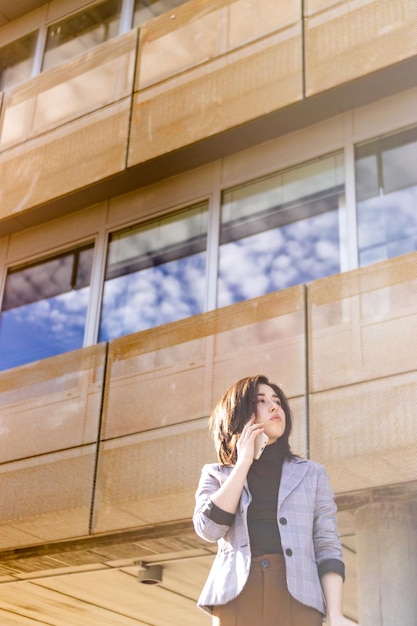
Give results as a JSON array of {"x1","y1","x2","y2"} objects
[
  {"x1": 99, "y1": 252, "x2": 206, "y2": 342},
  {"x1": 0, "y1": 289, "x2": 90, "y2": 371},
  {"x1": 358, "y1": 186, "x2": 417, "y2": 266},
  {"x1": 217, "y1": 210, "x2": 340, "y2": 307}
]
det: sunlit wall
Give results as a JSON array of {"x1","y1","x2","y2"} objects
[{"x1": 0, "y1": 251, "x2": 416, "y2": 548}]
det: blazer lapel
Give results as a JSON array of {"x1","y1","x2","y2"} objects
[{"x1": 278, "y1": 457, "x2": 309, "y2": 507}]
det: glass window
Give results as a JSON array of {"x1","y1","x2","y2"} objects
[
  {"x1": 133, "y1": 0, "x2": 188, "y2": 27},
  {"x1": 217, "y1": 154, "x2": 345, "y2": 307},
  {"x1": 0, "y1": 31, "x2": 38, "y2": 91},
  {"x1": 0, "y1": 245, "x2": 94, "y2": 371},
  {"x1": 42, "y1": 0, "x2": 122, "y2": 72},
  {"x1": 99, "y1": 202, "x2": 208, "y2": 341},
  {"x1": 355, "y1": 126, "x2": 417, "y2": 266}
]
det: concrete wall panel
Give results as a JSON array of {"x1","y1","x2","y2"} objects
[
  {"x1": 92, "y1": 421, "x2": 213, "y2": 533},
  {"x1": 136, "y1": 0, "x2": 300, "y2": 90},
  {"x1": 0, "y1": 32, "x2": 136, "y2": 148},
  {"x1": 0, "y1": 344, "x2": 106, "y2": 463},
  {"x1": 129, "y1": 26, "x2": 302, "y2": 165},
  {"x1": 101, "y1": 287, "x2": 306, "y2": 440},
  {"x1": 0, "y1": 100, "x2": 130, "y2": 218},
  {"x1": 308, "y1": 252, "x2": 417, "y2": 390},
  {"x1": 309, "y1": 371, "x2": 417, "y2": 492},
  {"x1": 305, "y1": 0, "x2": 417, "y2": 95},
  {"x1": 0, "y1": 446, "x2": 96, "y2": 548}
]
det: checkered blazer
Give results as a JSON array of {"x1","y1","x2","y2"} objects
[{"x1": 193, "y1": 456, "x2": 343, "y2": 615}]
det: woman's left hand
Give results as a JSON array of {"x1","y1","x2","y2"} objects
[
  {"x1": 327, "y1": 616, "x2": 359, "y2": 626},
  {"x1": 321, "y1": 572, "x2": 359, "y2": 626}
]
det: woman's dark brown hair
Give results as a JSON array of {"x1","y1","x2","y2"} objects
[{"x1": 209, "y1": 374, "x2": 294, "y2": 466}]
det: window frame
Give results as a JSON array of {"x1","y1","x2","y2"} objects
[
  {"x1": 217, "y1": 150, "x2": 348, "y2": 306},
  {"x1": 97, "y1": 199, "x2": 211, "y2": 342},
  {"x1": 354, "y1": 123, "x2": 417, "y2": 267},
  {"x1": 0, "y1": 239, "x2": 97, "y2": 370}
]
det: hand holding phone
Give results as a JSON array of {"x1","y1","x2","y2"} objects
[{"x1": 253, "y1": 432, "x2": 269, "y2": 460}]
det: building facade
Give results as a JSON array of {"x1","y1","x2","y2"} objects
[{"x1": 0, "y1": 0, "x2": 416, "y2": 623}]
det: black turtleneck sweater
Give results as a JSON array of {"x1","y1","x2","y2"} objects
[{"x1": 246, "y1": 439, "x2": 284, "y2": 556}]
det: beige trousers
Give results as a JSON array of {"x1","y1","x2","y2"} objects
[{"x1": 212, "y1": 554, "x2": 323, "y2": 626}]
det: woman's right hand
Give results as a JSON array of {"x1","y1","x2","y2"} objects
[
  {"x1": 210, "y1": 416, "x2": 265, "y2": 514},
  {"x1": 236, "y1": 416, "x2": 265, "y2": 466}
]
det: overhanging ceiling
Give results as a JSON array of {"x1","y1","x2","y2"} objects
[
  {"x1": 0, "y1": 0, "x2": 49, "y2": 25},
  {"x1": 0, "y1": 554, "x2": 215, "y2": 625},
  {"x1": 0, "y1": 525, "x2": 217, "y2": 625},
  {"x1": 0, "y1": 522, "x2": 358, "y2": 624}
]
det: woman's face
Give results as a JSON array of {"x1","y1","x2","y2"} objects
[{"x1": 254, "y1": 383, "x2": 286, "y2": 444}]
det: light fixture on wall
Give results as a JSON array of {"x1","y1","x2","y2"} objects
[{"x1": 137, "y1": 562, "x2": 163, "y2": 585}]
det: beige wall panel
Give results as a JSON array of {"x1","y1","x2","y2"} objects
[
  {"x1": 0, "y1": 100, "x2": 130, "y2": 220},
  {"x1": 210, "y1": 305, "x2": 306, "y2": 399},
  {"x1": 92, "y1": 421, "x2": 214, "y2": 533},
  {"x1": 137, "y1": 0, "x2": 300, "y2": 90},
  {"x1": 228, "y1": 0, "x2": 300, "y2": 49},
  {"x1": 305, "y1": 0, "x2": 417, "y2": 96},
  {"x1": 309, "y1": 370, "x2": 417, "y2": 493},
  {"x1": 0, "y1": 32, "x2": 136, "y2": 148},
  {"x1": 129, "y1": 27, "x2": 302, "y2": 166},
  {"x1": 107, "y1": 163, "x2": 215, "y2": 229},
  {"x1": 0, "y1": 6, "x2": 46, "y2": 44},
  {"x1": 103, "y1": 330, "x2": 211, "y2": 440},
  {"x1": 285, "y1": 396, "x2": 308, "y2": 458},
  {"x1": 6, "y1": 203, "x2": 104, "y2": 265},
  {"x1": 221, "y1": 114, "x2": 345, "y2": 199},
  {"x1": 0, "y1": 446, "x2": 96, "y2": 548},
  {"x1": 352, "y1": 86, "x2": 417, "y2": 144},
  {"x1": 102, "y1": 287, "x2": 305, "y2": 440},
  {"x1": 304, "y1": 0, "x2": 345, "y2": 16},
  {"x1": 137, "y1": 0, "x2": 228, "y2": 90},
  {"x1": 46, "y1": 0, "x2": 98, "y2": 23},
  {"x1": 0, "y1": 345, "x2": 105, "y2": 463},
  {"x1": 211, "y1": 329, "x2": 304, "y2": 398},
  {"x1": 308, "y1": 252, "x2": 417, "y2": 391}
]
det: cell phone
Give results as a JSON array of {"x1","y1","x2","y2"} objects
[{"x1": 254, "y1": 432, "x2": 269, "y2": 460}]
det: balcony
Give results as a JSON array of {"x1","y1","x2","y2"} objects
[
  {"x1": 0, "y1": 252, "x2": 416, "y2": 550},
  {"x1": 0, "y1": 0, "x2": 415, "y2": 226}
]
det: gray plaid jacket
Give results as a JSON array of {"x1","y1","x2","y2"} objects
[{"x1": 193, "y1": 456, "x2": 343, "y2": 615}]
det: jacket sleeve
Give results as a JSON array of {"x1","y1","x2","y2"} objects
[
  {"x1": 193, "y1": 463, "x2": 234, "y2": 543},
  {"x1": 313, "y1": 464, "x2": 345, "y2": 579}
]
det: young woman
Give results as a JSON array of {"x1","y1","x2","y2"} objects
[{"x1": 193, "y1": 374, "x2": 357, "y2": 626}]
